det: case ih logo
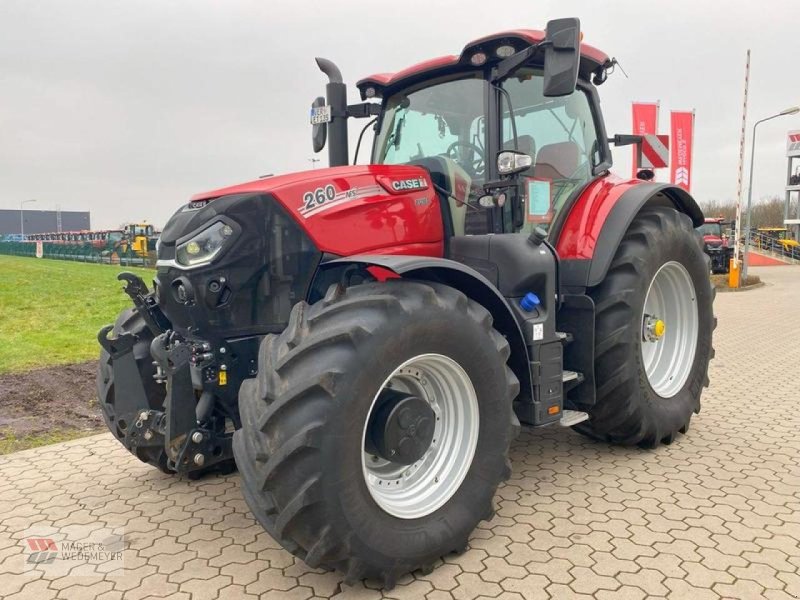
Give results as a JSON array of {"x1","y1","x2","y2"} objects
[
  {"x1": 391, "y1": 177, "x2": 428, "y2": 192},
  {"x1": 26, "y1": 538, "x2": 59, "y2": 564},
  {"x1": 674, "y1": 167, "x2": 690, "y2": 186}
]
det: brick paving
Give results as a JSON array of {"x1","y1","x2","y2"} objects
[{"x1": 1, "y1": 266, "x2": 799, "y2": 600}]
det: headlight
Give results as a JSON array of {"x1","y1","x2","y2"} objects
[{"x1": 176, "y1": 221, "x2": 234, "y2": 267}]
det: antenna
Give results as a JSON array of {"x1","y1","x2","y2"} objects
[{"x1": 308, "y1": 158, "x2": 321, "y2": 169}]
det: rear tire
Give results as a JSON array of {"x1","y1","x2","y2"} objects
[
  {"x1": 576, "y1": 207, "x2": 715, "y2": 448},
  {"x1": 234, "y1": 280, "x2": 520, "y2": 586}
]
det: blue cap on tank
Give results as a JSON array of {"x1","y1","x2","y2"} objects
[{"x1": 520, "y1": 292, "x2": 541, "y2": 312}]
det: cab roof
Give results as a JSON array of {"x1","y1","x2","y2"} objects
[{"x1": 356, "y1": 29, "x2": 611, "y2": 100}]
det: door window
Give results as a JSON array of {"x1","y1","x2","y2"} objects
[{"x1": 502, "y1": 70, "x2": 601, "y2": 233}]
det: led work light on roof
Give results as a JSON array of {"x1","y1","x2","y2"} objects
[
  {"x1": 495, "y1": 45, "x2": 516, "y2": 58},
  {"x1": 470, "y1": 52, "x2": 487, "y2": 66},
  {"x1": 364, "y1": 86, "x2": 377, "y2": 99}
]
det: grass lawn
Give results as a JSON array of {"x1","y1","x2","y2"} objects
[
  {"x1": 0, "y1": 428, "x2": 97, "y2": 454},
  {"x1": 0, "y1": 255, "x2": 153, "y2": 374}
]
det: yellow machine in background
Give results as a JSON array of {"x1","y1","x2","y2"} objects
[
  {"x1": 121, "y1": 223, "x2": 157, "y2": 256},
  {"x1": 755, "y1": 227, "x2": 799, "y2": 253}
]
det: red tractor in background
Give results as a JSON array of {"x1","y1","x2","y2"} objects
[
  {"x1": 697, "y1": 217, "x2": 733, "y2": 274},
  {"x1": 98, "y1": 18, "x2": 714, "y2": 587}
]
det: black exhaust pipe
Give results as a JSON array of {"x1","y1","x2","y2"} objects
[{"x1": 315, "y1": 57, "x2": 349, "y2": 168}]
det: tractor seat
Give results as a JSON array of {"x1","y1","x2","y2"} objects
[{"x1": 534, "y1": 141, "x2": 580, "y2": 181}]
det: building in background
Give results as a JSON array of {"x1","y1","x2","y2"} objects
[{"x1": 0, "y1": 209, "x2": 91, "y2": 236}]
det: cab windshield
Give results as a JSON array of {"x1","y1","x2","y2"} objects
[
  {"x1": 374, "y1": 77, "x2": 489, "y2": 234},
  {"x1": 698, "y1": 222, "x2": 722, "y2": 237},
  {"x1": 373, "y1": 71, "x2": 602, "y2": 236}
]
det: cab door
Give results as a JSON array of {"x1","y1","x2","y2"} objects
[{"x1": 498, "y1": 69, "x2": 609, "y2": 236}]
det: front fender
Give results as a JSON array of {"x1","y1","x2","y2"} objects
[
  {"x1": 317, "y1": 255, "x2": 532, "y2": 411},
  {"x1": 556, "y1": 178, "x2": 704, "y2": 289}
]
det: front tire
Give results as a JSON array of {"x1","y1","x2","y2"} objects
[
  {"x1": 577, "y1": 207, "x2": 715, "y2": 447},
  {"x1": 234, "y1": 280, "x2": 520, "y2": 587},
  {"x1": 97, "y1": 309, "x2": 172, "y2": 471}
]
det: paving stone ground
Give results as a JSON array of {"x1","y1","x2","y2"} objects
[{"x1": 1, "y1": 266, "x2": 799, "y2": 600}]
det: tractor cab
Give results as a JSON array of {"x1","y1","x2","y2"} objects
[
  {"x1": 311, "y1": 23, "x2": 612, "y2": 244},
  {"x1": 697, "y1": 218, "x2": 727, "y2": 247},
  {"x1": 360, "y1": 30, "x2": 610, "y2": 240}
]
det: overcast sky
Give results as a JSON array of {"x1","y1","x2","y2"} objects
[{"x1": 2, "y1": 0, "x2": 799, "y2": 229}]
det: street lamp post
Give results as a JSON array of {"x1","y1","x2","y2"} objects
[
  {"x1": 20, "y1": 199, "x2": 36, "y2": 239},
  {"x1": 741, "y1": 106, "x2": 800, "y2": 280}
]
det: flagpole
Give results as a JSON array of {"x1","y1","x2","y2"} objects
[{"x1": 732, "y1": 50, "x2": 751, "y2": 283}]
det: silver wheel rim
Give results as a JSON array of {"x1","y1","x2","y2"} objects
[
  {"x1": 641, "y1": 261, "x2": 699, "y2": 398},
  {"x1": 361, "y1": 353, "x2": 479, "y2": 520}
]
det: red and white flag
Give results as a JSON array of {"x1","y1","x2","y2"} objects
[
  {"x1": 631, "y1": 102, "x2": 659, "y2": 177},
  {"x1": 670, "y1": 111, "x2": 695, "y2": 192}
]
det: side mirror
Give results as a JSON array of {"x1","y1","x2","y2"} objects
[
  {"x1": 543, "y1": 17, "x2": 581, "y2": 97},
  {"x1": 497, "y1": 150, "x2": 532, "y2": 176},
  {"x1": 310, "y1": 96, "x2": 328, "y2": 153}
]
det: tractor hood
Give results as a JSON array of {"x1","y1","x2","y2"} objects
[
  {"x1": 152, "y1": 163, "x2": 445, "y2": 341},
  {"x1": 703, "y1": 234, "x2": 724, "y2": 248},
  {"x1": 190, "y1": 164, "x2": 444, "y2": 257}
]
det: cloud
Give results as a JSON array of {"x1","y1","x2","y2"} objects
[{"x1": 1, "y1": 0, "x2": 798, "y2": 227}]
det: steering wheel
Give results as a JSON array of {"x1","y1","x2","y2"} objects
[{"x1": 445, "y1": 141, "x2": 485, "y2": 178}]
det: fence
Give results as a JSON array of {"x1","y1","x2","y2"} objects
[
  {"x1": 0, "y1": 240, "x2": 155, "y2": 267},
  {"x1": 749, "y1": 232, "x2": 800, "y2": 263}
]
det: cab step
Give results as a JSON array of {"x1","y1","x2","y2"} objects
[
  {"x1": 562, "y1": 370, "x2": 580, "y2": 383},
  {"x1": 556, "y1": 331, "x2": 574, "y2": 345},
  {"x1": 560, "y1": 409, "x2": 589, "y2": 427}
]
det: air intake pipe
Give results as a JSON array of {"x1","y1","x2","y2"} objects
[{"x1": 315, "y1": 58, "x2": 349, "y2": 167}]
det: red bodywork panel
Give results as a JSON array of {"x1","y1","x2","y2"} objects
[
  {"x1": 554, "y1": 174, "x2": 644, "y2": 260},
  {"x1": 193, "y1": 165, "x2": 444, "y2": 258}
]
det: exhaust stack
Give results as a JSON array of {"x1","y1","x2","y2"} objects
[{"x1": 315, "y1": 58, "x2": 349, "y2": 167}]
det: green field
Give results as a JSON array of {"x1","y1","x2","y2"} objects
[{"x1": 0, "y1": 256, "x2": 152, "y2": 374}]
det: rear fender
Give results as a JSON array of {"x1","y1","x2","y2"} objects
[
  {"x1": 557, "y1": 180, "x2": 704, "y2": 289},
  {"x1": 315, "y1": 255, "x2": 532, "y2": 410}
]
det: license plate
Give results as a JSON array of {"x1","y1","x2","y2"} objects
[{"x1": 310, "y1": 105, "x2": 332, "y2": 125}]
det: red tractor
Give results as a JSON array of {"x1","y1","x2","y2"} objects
[
  {"x1": 697, "y1": 217, "x2": 733, "y2": 274},
  {"x1": 98, "y1": 18, "x2": 714, "y2": 587}
]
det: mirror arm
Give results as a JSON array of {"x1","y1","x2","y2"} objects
[
  {"x1": 490, "y1": 41, "x2": 549, "y2": 83},
  {"x1": 347, "y1": 102, "x2": 382, "y2": 119},
  {"x1": 609, "y1": 134, "x2": 643, "y2": 147},
  {"x1": 483, "y1": 178, "x2": 518, "y2": 192}
]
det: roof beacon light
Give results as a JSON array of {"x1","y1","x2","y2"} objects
[
  {"x1": 470, "y1": 52, "x2": 487, "y2": 66},
  {"x1": 496, "y1": 45, "x2": 515, "y2": 58}
]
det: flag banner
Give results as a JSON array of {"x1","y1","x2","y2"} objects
[
  {"x1": 631, "y1": 102, "x2": 659, "y2": 177},
  {"x1": 670, "y1": 111, "x2": 695, "y2": 192}
]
